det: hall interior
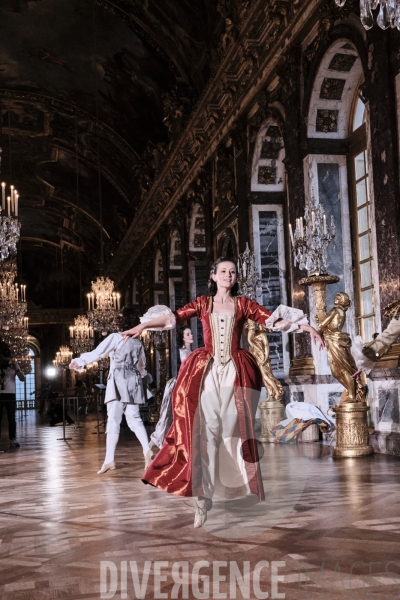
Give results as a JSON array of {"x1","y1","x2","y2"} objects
[{"x1": 1, "y1": 0, "x2": 400, "y2": 597}]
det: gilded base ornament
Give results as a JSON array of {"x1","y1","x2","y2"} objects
[
  {"x1": 245, "y1": 320, "x2": 284, "y2": 403},
  {"x1": 332, "y1": 402, "x2": 374, "y2": 457},
  {"x1": 318, "y1": 292, "x2": 367, "y2": 404},
  {"x1": 289, "y1": 356, "x2": 315, "y2": 376},
  {"x1": 245, "y1": 320, "x2": 285, "y2": 442}
]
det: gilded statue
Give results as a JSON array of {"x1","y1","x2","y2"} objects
[
  {"x1": 245, "y1": 319, "x2": 284, "y2": 404},
  {"x1": 318, "y1": 292, "x2": 366, "y2": 404}
]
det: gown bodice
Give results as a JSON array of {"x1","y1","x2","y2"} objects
[{"x1": 210, "y1": 313, "x2": 235, "y2": 365}]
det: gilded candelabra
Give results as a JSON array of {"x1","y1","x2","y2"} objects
[
  {"x1": 237, "y1": 242, "x2": 262, "y2": 300},
  {"x1": 290, "y1": 194, "x2": 339, "y2": 375},
  {"x1": 318, "y1": 292, "x2": 373, "y2": 458},
  {"x1": 246, "y1": 320, "x2": 285, "y2": 443},
  {"x1": 289, "y1": 191, "x2": 336, "y2": 278}
]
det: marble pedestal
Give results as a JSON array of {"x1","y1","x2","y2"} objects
[{"x1": 367, "y1": 367, "x2": 400, "y2": 456}]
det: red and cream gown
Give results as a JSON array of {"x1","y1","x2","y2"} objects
[{"x1": 141, "y1": 295, "x2": 306, "y2": 501}]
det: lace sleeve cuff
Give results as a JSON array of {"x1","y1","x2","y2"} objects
[
  {"x1": 265, "y1": 304, "x2": 309, "y2": 333},
  {"x1": 351, "y1": 335, "x2": 376, "y2": 375},
  {"x1": 140, "y1": 305, "x2": 176, "y2": 330}
]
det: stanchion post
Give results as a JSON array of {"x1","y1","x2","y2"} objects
[
  {"x1": 57, "y1": 397, "x2": 72, "y2": 441},
  {"x1": 74, "y1": 396, "x2": 83, "y2": 429},
  {"x1": 92, "y1": 394, "x2": 105, "y2": 434}
]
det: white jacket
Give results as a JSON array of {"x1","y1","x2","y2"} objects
[{"x1": 74, "y1": 333, "x2": 148, "y2": 404}]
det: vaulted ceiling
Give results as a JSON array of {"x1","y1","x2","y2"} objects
[{"x1": 0, "y1": 0, "x2": 224, "y2": 308}]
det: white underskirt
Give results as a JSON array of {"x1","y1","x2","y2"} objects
[{"x1": 200, "y1": 358, "x2": 252, "y2": 500}]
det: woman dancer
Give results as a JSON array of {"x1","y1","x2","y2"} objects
[
  {"x1": 69, "y1": 307, "x2": 150, "y2": 474},
  {"x1": 147, "y1": 327, "x2": 193, "y2": 463},
  {"x1": 123, "y1": 258, "x2": 323, "y2": 527}
]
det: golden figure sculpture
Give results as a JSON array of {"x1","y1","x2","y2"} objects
[
  {"x1": 245, "y1": 319, "x2": 284, "y2": 404},
  {"x1": 318, "y1": 292, "x2": 366, "y2": 404}
]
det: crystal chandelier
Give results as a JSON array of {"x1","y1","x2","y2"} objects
[
  {"x1": 1, "y1": 317, "x2": 31, "y2": 374},
  {"x1": 70, "y1": 315, "x2": 94, "y2": 354},
  {"x1": 1, "y1": 317, "x2": 29, "y2": 355},
  {"x1": 289, "y1": 191, "x2": 336, "y2": 276},
  {"x1": 82, "y1": 355, "x2": 110, "y2": 374},
  {"x1": 0, "y1": 278, "x2": 27, "y2": 327},
  {"x1": 0, "y1": 182, "x2": 21, "y2": 261},
  {"x1": 87, "y1": 276, "x2": 120, "y2": 335},
  {"x1": 84, "y1": 360, "x2": 99, "y2": 374},
  {"x1": 16, "y1": 354, "x2": 32, "y2": 375},
  {"x1": 53, "y1": 345, "x2": 73, "y2": 370},
  {"x1": 237, "y1": 242, "x2": 262, "y2": 300},
  {"x1": 335, "y1": 0, "x2": 400, "y2": 30}
]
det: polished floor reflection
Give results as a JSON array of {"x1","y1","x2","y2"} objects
[{"x1": 1, "y1": 410, "x2": 400, "y2": 599}]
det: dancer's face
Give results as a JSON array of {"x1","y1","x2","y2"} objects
[
  {"x1": 183, "y1": 328, "x2": 193, "y2": 345},
  {"x1": 212, "y1": 261, "x2": 237, "y2": 291}
]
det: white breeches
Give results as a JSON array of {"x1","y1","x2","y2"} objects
[
  {"x1": 106, "y1": 401, "x2": 149, "y2": 455},
  {"x1": 200, "y1": 359, "x2": 251, "y2": 500}
]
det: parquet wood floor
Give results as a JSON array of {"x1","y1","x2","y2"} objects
[{"x1": 1, "y1": 411, "x2": 400, "y2": 599}]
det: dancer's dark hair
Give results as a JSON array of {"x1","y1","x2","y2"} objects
[
  {"x1": 176, "y1": 326, "x2": 192, "y2": 348},
  {"x1": 207, "y1": 256, "x2": 239, "y2": 297}
]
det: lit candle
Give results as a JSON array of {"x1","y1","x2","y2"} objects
[
  {"x1": 90, "y1": 327, "x2": 94, "y2": 338},
  {"x1": 112, "y1": 292, "x2": 116, "y2": 309},
  {"x1": 14, "y1": 194, "x2": 18, "y2": 217},
  {"x1": 16, "y1": 285, "x2": 19, "y2": 301},
  {"x1": 300, "y1": 217, "x2": 304, "y2": 238},
  {"x1": 70, "y1": 326, "x2": 74, "y2": 338},
  {"x1": 323, "y1": 214, "x2": 327, "y2": 235},
  {"x1": 117, "y1": 293, "x2": 121, "y2": 310},
  {"x1": 91, "y1": 292, "x2": 95, "y2": 309},
  {"x1": 87, "y1": 293, "x2": 91, "y2": 310},
  {"x1": 7, "y1": 196, "x2": 10, "y2": 216},
  {"x1": 311, "y1": 210, "x2": 315, "y2": 230},
  {"x1": 10, "y1": 185, "x2": 14, "y2": 206},
  {"x1": 289, "y1": 223, "x2": 294, "y2": 246},
  {"x1": 1, "y1": 182, "x2": 5, "y2": 210}
]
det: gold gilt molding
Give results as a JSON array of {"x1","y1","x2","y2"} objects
[{"x1": 107, "y1": 0, "x2": 331, "y2": 283}]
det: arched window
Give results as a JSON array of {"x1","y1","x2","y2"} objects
[
  {"x1": 349, "y1": 91, "x2": 377, "y2": 341},
  {"x1": 307, "y1": 40, "x2": 363, "y2": 140},
  {"x1": 352, "y1": 94, "x2": 366, "y2": 132},
  {"x1": 251, "y1": 119, "x2": 285, "y2": 192},
  {"x1": 305, "y1": 40, "x2": 377, "y2": 346},
  {"x1": 16, "y1": 348, "x2": 36, "y2": 409}
]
